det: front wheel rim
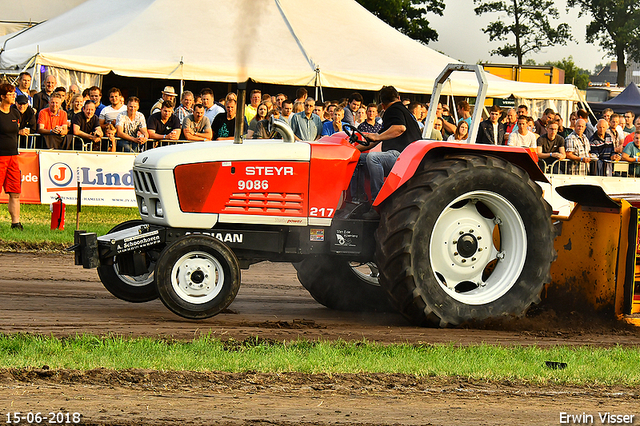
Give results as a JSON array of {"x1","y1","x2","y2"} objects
[
  {"x1": 349, "y1": 262, "x2": 380, "y2": 286},
  {"x1": 171, "y1": 251, "x2": 225, "y2": 304},
  {"x1": 429, "y1": 190, "x2": 527, "y2": 305},
  {"x1": 114, "y1": 260, "x2": 155, "y2": 287}
]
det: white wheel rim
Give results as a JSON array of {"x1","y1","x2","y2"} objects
[
  {"x1": 429, "y1": 190, "x2": 527, "y2": 305},
  {"x1": 171, "y1": 251, "x2": 225, "y2": 304},
  {"x1": 114, "y1": 260, "x2": 155, "y2": 287}
]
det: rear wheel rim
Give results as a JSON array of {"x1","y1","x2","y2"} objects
[
  {"x1": 171, "y1": 251, "x2": 225, "y2": 304},
  {"x1": 429, "y1": 190, "x2": 526, "y2": 305}
]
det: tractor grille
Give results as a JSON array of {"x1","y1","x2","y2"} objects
[
  {"x1": 223, "y1": 192, "x2": 304, "y2": 214},
  {"x1": 133, "y1": 170, "x2": 158, "y2": 195}
]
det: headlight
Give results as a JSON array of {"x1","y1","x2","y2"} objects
[
  {"x1": 140, "y1": 199, "x2": 148, "y2": 215},
  {"x1": 155, "y1": 200, "x2": 163, "y2": 217}
]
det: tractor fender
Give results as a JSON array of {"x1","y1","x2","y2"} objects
[{"x1": 373, "y1": 141, "x2": 548, "y2": 206}]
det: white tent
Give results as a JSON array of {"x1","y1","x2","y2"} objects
[
  {"x1": 0, "y1": 0, "x2": 581, "y2": 102},
  {"x1": 0, "y1": 0, "x2": 88, "y2": 36}
]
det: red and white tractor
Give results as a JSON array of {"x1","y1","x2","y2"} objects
[{"x1": 72, "y1": 65, "x2": 559, "y2": 326}]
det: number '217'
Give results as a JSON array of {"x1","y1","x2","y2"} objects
[{"x1": 309, "y1": 207, "x2": 334, "y2": 217}]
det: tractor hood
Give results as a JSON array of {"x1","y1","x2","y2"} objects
[{"x1": 134, "y1": 140, "x2": 312, "y2": 170}]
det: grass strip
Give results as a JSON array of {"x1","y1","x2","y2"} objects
[
  {"x1": 1, "y1": 334, "x2": 638, "y2": 386},
  {"x1": 0, "y1": 204, "x2": 138, "y2": 248}
]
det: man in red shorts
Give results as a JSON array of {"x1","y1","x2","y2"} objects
[{"x1": 0, "y1": 83, "x2": 23, "y2": 230}]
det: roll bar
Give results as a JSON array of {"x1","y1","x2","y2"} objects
[{"x1": 422, "y1": 64, "x2": 488, "y2": 144}]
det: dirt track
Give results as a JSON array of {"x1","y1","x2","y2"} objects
[{"x1": 1, "y1": 252, "x2": 639, "y2": 425}]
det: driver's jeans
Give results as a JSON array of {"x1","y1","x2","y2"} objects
[
  {"x1": 349, "y1": 152, "x2": 369, "y2": 202},
  {"x1": 367, "y1": 149, "x2": 400, "y2": 201}
]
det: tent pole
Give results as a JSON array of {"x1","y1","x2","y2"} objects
[
  {"x1": 313, "y1": 67, "x2": 324, "y2": 103},
  {"x1": 179, "y1": 57, "x2": 184, "y2": 97},
  {"x1": 33, "y1": 51, "x2": 42, "y2": 93}
]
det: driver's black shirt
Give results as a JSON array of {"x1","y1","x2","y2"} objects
[{"x1": 379, "y1": 101, "x2": 422, "y2": 152}]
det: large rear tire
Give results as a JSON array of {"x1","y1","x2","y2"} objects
[
  {"x1": 294, "y1": 256, "x2": 394, "y2": 312},
  {"x1": 156, "y1": 235, "x2": 241, "y2": 319},
  {"x1": 375, "y1": 154, "x2": 555, "y2": 327},
  {"x1": 97, "y1": 220, "x2": 159, "y2": 303}
]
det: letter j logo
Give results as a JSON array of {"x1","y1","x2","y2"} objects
[{"x1": 49, "y1": 162, "x2": 73, "y2": 187}]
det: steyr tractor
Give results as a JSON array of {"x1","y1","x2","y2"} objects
[{"x1": 72, "y1": 65, "x2": 640, "y2": 326}]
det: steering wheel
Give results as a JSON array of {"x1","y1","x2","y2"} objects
[{"x1": 343, "y1": 124, "x2": 371, "y2": 147}]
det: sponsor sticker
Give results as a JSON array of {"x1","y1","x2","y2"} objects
[
  {"x1": 116, "y1": 230, "x2": 161, "y2": 253},
  {"x1": 335, "y1": 229, "x2": 358, "y2": 247},
  {"x1": 310, "y1": 229, "x2": 324, "y2": 242}
]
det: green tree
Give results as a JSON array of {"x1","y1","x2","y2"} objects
[
  {"x1": 566, "y1": 0, "x2": 640, "y2": 87},
  {"x1": 356, "y1": 0, "x2": 445, "y2": 43},
  {"x1": 543, "y1": 57, "x2": 591, "y2": 90},
  {"x1": 593, "y1": 63, "x2": 606, "y2": 75},
  {"x1": 473, "y1": 0, "x2": 572, "y2": 65}
]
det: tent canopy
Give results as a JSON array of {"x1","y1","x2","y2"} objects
[
  {"x1": 589, "y1": 83, "x2": 640, "y2": 115},
  {"x1": 0, "y1": 0, "x2": 88, "y2": 36},
  {"x1": 0, "y1": 0, "x2": 581, "y2": 101}
]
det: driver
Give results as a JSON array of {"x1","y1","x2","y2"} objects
[{"x1": 356, "y1": 86, "x2": 422, "y2": 205}]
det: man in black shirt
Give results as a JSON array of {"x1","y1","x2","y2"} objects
[
  {"x1": 211, "y1": 93, "x2": 247, "y2": 140},
  {"x1": 147, "y1": 101, "x2": 180, "y2": 149},
  {"x1": 360, "y1": 86, "x2": 422, "y2": 201},
  {"x1": 33, "y1": 75, "x2": 57, "y2": 112},
  {"x1": 14, "y1": 95, "x2": 36, "y2": 137},
  {"x1": 72, "y1": 101, "x2": 103, "y2": 150},
  {"x1": 476, "y1": 105, "x2": 506, "y2": 145}
]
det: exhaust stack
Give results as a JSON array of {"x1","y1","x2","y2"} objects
[
  {"x1": 269, "y1": 116, "x2": 295, "y2": 143},
  {"x1": 234, "y1": 80, "x2": 247, "y2": 144}
]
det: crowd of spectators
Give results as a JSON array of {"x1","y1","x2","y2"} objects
[
  {"x1": 517, "y1": 105, "x2": 640, "y2": 177},
  {"x1": 7, "y1": 72, "x2": 384, "y2": 153},
  {"x1": 404, "y1": 97, "x2": 640, "y2": 177}
]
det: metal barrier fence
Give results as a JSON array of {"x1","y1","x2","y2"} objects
[
  {"x1": 541, "y1": 158, "x2": 638, "y2": 177},
  {"x1": 18, "y1": 134, "x2": 194, "y2": 152},
  {"x1": 17, "y1": 134, "x2": 39, "y2": 150}
]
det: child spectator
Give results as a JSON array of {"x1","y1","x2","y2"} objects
[{"x1": 105, "y1": 123, "x2": 117, "y2": 152}]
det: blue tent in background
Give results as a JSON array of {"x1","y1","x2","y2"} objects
[{"x1": 589, "y1": 82, "x2": 640, "y2": 116}]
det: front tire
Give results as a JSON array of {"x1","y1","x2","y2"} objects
[
  {"x1": 155, "y1": 235, "x2": 241, "y2": 319},
  {"x1": 375, "y1": 154, "x2": 555, "y2": 327},
  {"x1": 97, "y1": 220, "x2": 159, "y2": 303},
  {"x1": 294, "y1": 256, "x2": 394, "y2": 312}
]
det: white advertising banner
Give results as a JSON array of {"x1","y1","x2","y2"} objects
[{"x1": 39, "y1": 151, "x2": 138, "y2": 207}]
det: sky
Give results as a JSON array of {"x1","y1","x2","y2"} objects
[{"x1": 427, "y1": 0, "x2": 609, "y2": 73}]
